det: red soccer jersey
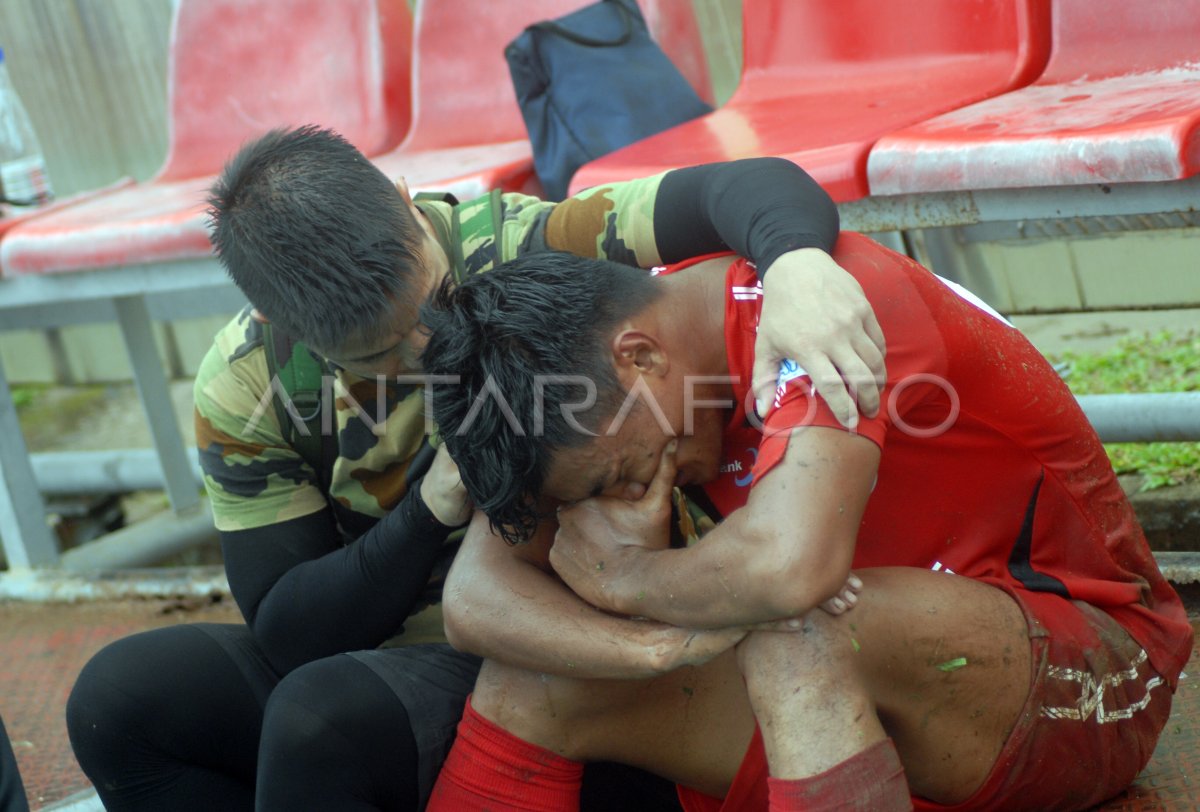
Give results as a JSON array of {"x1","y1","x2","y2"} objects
[{"x1": 687, "y1": 234, "x2": 1191, "y2": 686}]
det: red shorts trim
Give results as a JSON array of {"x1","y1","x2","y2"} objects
[{"x1": 677, "y1": 585, "x2": 1174, "y2": 812}]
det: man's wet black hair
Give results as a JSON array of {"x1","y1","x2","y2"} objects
[
  {"x1": 207, "y1": 125, "x2": 426, "y2": 351},
  {"x1": 420, "y1": 251, "x2": 661, "y2": 543}
]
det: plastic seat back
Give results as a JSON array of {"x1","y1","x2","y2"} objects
[
  {"x1": 738, "y1": 0, "x2": 1048, "y2": 91},
  {"x1": 399, "y1": 0, "x2": 709, "y2": 151},
  {"x1": 399, "y1": 0, "x2": 590, "y2": 152},
  {"x1": 159, "y1": 0, "x2": 412, "y2": 182},
  {"x1": 1041, "y1": 0, "x2": 1198, "y2": 81},
  {"x1": 641, "y1": 0, "x2": 712, "y2": 104}
]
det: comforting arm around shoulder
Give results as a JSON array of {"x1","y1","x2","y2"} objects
[
  {"x1": 222, "y1": 482, "x2": 457, "y2": 675},
  {"x1": 654, "y1": 157, "x2": 840, "y2": 275}
]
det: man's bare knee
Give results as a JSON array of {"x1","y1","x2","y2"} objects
[
  {"x1": 736, "y1": 612, "x2": 850, "y2": 676},
  {"x1": 735, "y1": 615, "x2": 865, "y2": 709}
]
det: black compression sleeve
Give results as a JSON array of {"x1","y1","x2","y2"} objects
[
  {"x1": 221, "y1": 482, "x2": 458, "y2": 675},
  {"x1": 654, "y1": 157, "x2": 839, "y2": 280}
]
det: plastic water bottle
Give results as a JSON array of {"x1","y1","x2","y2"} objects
[{"x1": 0, "y1": 46, "x2": 53, "y2": 208}]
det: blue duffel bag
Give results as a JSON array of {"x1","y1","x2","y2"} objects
[{"x1": 505, "y1": 0, "x2": 713, "y2": 201}]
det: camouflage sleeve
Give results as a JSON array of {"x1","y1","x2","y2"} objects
[
  {"x1": 193, "y1": 312, "x2": 326, "y2": 532},
  {"x1": 496, "y1": 174, "x2": 666, "y2": 268}
]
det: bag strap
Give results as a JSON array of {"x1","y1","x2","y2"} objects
[
  {"x1": 263, "y1": 321, "x2": 336, "y2": 492},
  {"x1": 412, "y1": 191, "x2": 459, "y2": 208},
  {"x1": 531, "y1": 0, "x2": 635, "y2": 48},
  {"x1": 417, "y1": 185, "x2": 501, "y2": 281},
  {"x1": 413, "y1": 190, "x2": 466, "y2": 283}
]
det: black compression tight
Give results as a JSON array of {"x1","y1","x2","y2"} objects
[
  {"x1": 67, "y1": 625, "x2": 263, "y2": 810},
  {"x1": 258, "y1": 653, "x2": 420, "y2": 810},
  {"x1": 66, "y1": 624, "x2": 419, "y2": 812},
  {"x1": 67, "y1": 623, "x2": 681, "y2": 811}
]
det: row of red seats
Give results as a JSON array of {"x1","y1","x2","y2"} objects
[
  {"x1": 6, "y1": 0, "x2": 1199, "y2": 278},
  {"x1": 573, "y1": 0, "x2": 1200, "y2": 204}
]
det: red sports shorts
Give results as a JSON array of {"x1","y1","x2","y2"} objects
[{"x1": 677, "y1": 584, "x2": 1176, "y2": 812}]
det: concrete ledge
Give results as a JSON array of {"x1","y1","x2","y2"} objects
[
  {"x1": 1125, "y1": 479, "x2": 1200, "y2": 553},
  {"x1": 1153, "y1": 552, "x2": 1200, "y2": 585},
  {"x1": 37, "y1": 788, "x2": 102, "y2": 812},
  {"x1": 58, "y1": 500, "x2": 217, "y2": 572},
  {"x1": 0, "y1": 564, "x2": 228, "y2": 603}
]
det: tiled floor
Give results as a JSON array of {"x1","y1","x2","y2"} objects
[
  {"x1": 0, "y1": 596, "x2": 242, "y2": 809},
  {"x1": 1, "y1": 590, "x2": 1197, "y2": 811}
]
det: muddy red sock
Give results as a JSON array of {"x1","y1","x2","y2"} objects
[
  {"x1": 766, "y1": 738, "x2": 910, "y2": 811},
  {"x1": 426, "y1": 696, "x2": 584, "y2": 812}
]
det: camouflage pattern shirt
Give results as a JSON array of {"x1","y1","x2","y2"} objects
[{"x1": 195, "y1": 176, "x2": 665, "y2": 545}]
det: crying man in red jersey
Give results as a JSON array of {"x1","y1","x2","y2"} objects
[{"x1": 418, "y1": 236, "x2": 1191, "y2": 812}]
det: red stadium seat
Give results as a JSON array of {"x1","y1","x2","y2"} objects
[
  {"x1": 868, "y1": 0, "x2": 1200, "y2": 193},
  {"x1": 568, "y1": 0, "x2": 1051, "y2": 202}
]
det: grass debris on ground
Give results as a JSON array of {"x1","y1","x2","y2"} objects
[{"x1": 1051, "y1": 330, "x2": 1200, "y2": 491}]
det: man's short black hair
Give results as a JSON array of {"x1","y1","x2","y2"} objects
[
  {"x1": 207, "y1": 125, "x2": 425, "y2": 351},
  {"x1": 421, "y1": 251, "x2": 661, "y2": 543}
]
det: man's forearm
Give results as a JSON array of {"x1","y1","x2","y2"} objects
[
  {"x1": 225, "y1": 484, "x2": 456, "y2": 674},
  {"x1": 446, "y1": 561, "x2": 694, "y2": 679},
  {"x1": 444, "y1": 516, "x2": 729, "y2": 679},
  {"x1": 603, "y1": 511, "x2": 827, "y2": 629},
  {"x1": 585, "y1": 440, "x2": 874, "y2": 629},
  {"x1": 655, "y1": 157, "x2": 839, "y2": 274}
]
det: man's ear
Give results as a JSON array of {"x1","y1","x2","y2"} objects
[
  {"x1": 394, "y1": 176, "x2": 416, "y2": 211},
  {"x1": 612, "y1": 329, "x2": 668, "y2": 379},
  {"x1": 250, "y1": 308, "x2": 270, "y2": 324},
  {"x1": 395, "y1": 175, "x2": 437, "y2": 240}
]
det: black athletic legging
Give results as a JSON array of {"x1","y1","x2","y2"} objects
[
  {"x1": 67, "y1": 623, "x2": 412, "y2": 810},
  {"x1": 66, "y1": 624, "x2": 681, "y2": 811}
]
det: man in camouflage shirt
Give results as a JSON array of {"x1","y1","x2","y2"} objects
[{"x1": 66, "y1": 126, "x2": 885, "y2": 811}]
